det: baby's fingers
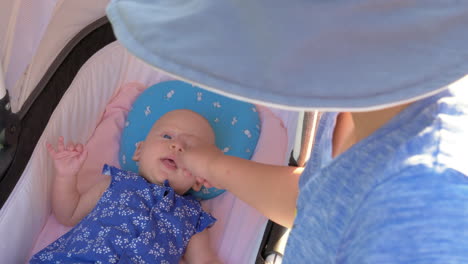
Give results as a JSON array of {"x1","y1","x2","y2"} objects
[
  {"x1": 75, "y1": 144, "x2": 84, "y2": 153},
  {"x1": 46, "y1": 142, "x2": 57, "y2": 157},
  {"x1": 57, "y1": 136, "x2": 65, "y2": 152},
  {"x1": 66, "y1": 141, "x2": 75, "y2": 151},
  {"x1": 77, "y1": 148, "x2": 88, "y2": 164}
]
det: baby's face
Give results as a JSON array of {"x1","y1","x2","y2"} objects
[{"x1": 133, "y1": 109, "x2": 215, "y2": 195}]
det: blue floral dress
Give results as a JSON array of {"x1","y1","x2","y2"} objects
[{"x1": 30, "y1": 165, "x2": 216, "y2": 263}]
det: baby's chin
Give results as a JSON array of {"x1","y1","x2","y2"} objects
[
  {"x1": 138, "y1": 168, "x2": 164, "y2": 185},
  {"x1": 139, "y1": 166, "x2": 194, "y2": 194}
]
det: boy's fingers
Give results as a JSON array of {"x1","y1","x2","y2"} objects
[
  {"x1": 203, "y1": 181, "x2": 213, "y2": 189},
  {"x1": 195, "y1": 176, "x2": 204, "y2": 184},
  {"x1": 195, "y1": 176, "x2": 214, "y2": 188},
  {"x1": 179, "y1": 134, "x2": 203, "y2": 148}
]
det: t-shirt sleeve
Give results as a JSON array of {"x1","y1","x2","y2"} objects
[
  {"x1": 337, "y1": 168, "x2": 468, "y2": 264},
  {"x1": 196, "y1": 210, "x2": 216, "y2": 233}
]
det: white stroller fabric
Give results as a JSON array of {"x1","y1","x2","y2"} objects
[
  {"x1": 0, "y1": 0, "x2": 55, "y2": 102},
  {"x1": 0, "y1": 42, "x2": 298, "y2": 264},
  {"x1": 0, "y1": 0, "x2": 110, "y2": 113}
]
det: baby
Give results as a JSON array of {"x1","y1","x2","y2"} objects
[{"x1": 30, "y1": 109, "x2": 222, "y2": 264}]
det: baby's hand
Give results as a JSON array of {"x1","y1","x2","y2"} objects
[
  {"x1": 46, "y1": 136, "x2": 87, "y2": 177},
  {"x1": 178, "y1": 135, "x2": 224, "y2": 188}
]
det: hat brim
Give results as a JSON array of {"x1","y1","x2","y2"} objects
[{"x1": 107, "y1": 0, "x2": 468, "y2": 111}]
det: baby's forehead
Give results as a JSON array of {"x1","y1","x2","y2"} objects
[
  {"x1": 152, "y1": 121, "x2": 184, "y2": 132},
  {"x1": 160, "y1": 110, "x2": 203, "y2": 122},
  {"x1": 152, "y1": 112, "x2": 215, "y2": 141},
  {"x1": 152, "y1": 116, "x2": 209, "y2": 133}
]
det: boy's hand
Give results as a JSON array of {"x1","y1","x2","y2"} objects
[
  {"x1": 46, "y1": 136, "x2": 87, "y2": 178},
  {"x1": 179, "y1": 135, "x2": 224, "y2": 189}
]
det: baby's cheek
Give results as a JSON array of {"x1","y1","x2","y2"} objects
[
  {"x1": 181, "y1": 169, "x2": 194, "y2": 179},
  {"x1": 158, "y1": 170, "x2": 169, "y2": 180}
]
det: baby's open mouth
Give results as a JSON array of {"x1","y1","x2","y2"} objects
[{"x1": 161, "y1": 158, "x2": 178, "y2": 170}]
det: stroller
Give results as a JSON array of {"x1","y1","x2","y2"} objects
[{"x1": 0, "y1": 1, "x2": 318, "y2": 263}]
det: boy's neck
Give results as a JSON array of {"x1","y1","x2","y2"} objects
[
  {"x1": 351, "y1": 103, "x2": 410, "y2": 143},
  {"x1": 332, "y1": 103, "x2": 410, "y2": 157}
]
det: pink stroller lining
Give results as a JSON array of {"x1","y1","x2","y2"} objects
[
  {"x1": 29, "y1": 81, "x2": 289, "y2": 263},
  {"x1": 29, "y1": 82, "x2": 146, "y2": 256},
  {"x1": 0, "y1": 42, "x2": 294, "y2": 264}
]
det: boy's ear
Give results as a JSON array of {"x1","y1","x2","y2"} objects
[{"x1": 132, "y1": 141, "x2": 143, "y2": 161}]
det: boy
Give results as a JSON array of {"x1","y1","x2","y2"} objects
[
  {"x1": 106, "y1": 1, "x2": 468, "y2": 262},
  {"x1": 180, "y1": 87, "x2": 468, "y2": 263}
]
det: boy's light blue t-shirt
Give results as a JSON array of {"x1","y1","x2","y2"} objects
[{"x1": 285, "y1": 88, "x2": 468, "y2": 263}]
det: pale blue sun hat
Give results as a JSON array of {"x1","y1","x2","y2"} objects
[{"x1": 106, "y1": 0, "x2": 468, "y2": 111}]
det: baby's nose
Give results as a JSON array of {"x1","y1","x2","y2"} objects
[{"x1": 170, "y1": 141, "x2": 185, "y2": 152}]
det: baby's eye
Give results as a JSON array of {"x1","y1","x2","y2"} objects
[{"x1": 162, "y1": 134, "x2": 172, "y2": 140}]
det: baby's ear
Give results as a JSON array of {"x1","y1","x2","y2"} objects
[{"x1": 132, "y1": 141, "x2": 143, "y2": 161}]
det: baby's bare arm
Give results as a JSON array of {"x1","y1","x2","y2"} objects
[
  {"x1": 48, "y1": 137, "x2": 110, "y2": 226},
  {"x1": 53, "y1": 176, "x2": 110, "y2": 226},
  {"x1": 182, "y1": 229, "x2": 222, "y2": 264}
]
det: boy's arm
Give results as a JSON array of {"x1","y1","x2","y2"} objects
[
  {"x1": 211, "y1": 155, "x2": 301, "y2": 228},
  {"x1": 179, "y1": 138, "x2": 301, "y2": 228},
  {"x1": 182, "y1": 229, "x2": 222, "y2": 264},
  {"x1": 338, "y1": 170, "x2": 468, "y2": 263}
]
